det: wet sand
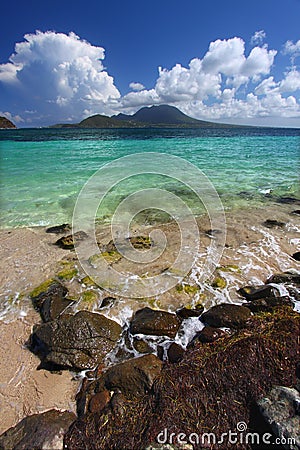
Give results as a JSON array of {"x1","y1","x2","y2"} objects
[{"x1": 0, "y1": 201, "x2": 299, "y2": 433}]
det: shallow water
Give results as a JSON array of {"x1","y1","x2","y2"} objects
[{"x1": 0, "y1": 127, "x2": 299, "y2": 228}]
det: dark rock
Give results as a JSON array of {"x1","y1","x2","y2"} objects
[
  {"x1": 55, "y1": 231, "x2": 87, "y2": 249},
  {"x1": 244, "y1": 296, "x2": 293, "y2": 313},
  {"x1": 291, "y1": 210, "x2": 300, "y2": 216},
  {"x1": 89, "y1": 390, "x2": 111, "y2": 413},
  {"x1": 130, "y1": 307, "x2": 181, "y2": 338},
  {"x1": 238, "y1": 284, "x2": 279, "y2": 301},
  {"x1": 64, "y1": 308, "x2": 300, "y2": 450},
  {"x1": 102, "y1": 354, "x2": 163, "y2": 400},
  {"x1": 132, "y1": 337, "x2": 153, "y2": 354},
  {"x1": 176, "y1": 304, "x2": 204, "y2": 319},
  {"x1": 46, "y1": 223, "x2": 71, "y2": 234},
  {"x1": 292, "y1": 251, "x2": 300, "y2": 262},
  {"x1": 257, "y1": 386, "x2": 300, "y2": 448},
  {"x1": 30, "y1": 279, "x2": 72, "y2": 322},
  {"x1": 276, "y1": 196, "x2": 300, "y2": 205},
  {"x1": 0, "y1": 409, "x2": 75, "y2": 450},
  {"x1": 100, "y1": 296, "x2": 116, "y2": 308},
  {"x1": 267, "y1": 272, "x2": 300, "y2": 285},
  {"x1": 157, "y1": 345, "x2": 164, "y2": 361},
  {"x1": 167, "y1": 343, "x2": 184, "y2": 363},
  {"x1": 110, "y1": 392, "x2": 128, "y2": 417},
  {"x1": 201, "y1": 303, "x2": 251, "y2": 329},
  {"x1": 263, "y1": 219, "x2": 286, "y2": 228},
  {"x1": 193, "y1": 326, "x2": 227, "y2": 343},
  {"x1": 29, "y1": 311, "x2": 122, "y2": 370}
]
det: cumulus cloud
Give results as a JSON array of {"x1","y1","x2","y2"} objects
[
  {"x1": 283, "y1": 39, "x2": 300, "y2": 56},
  {"x1": 251, "y1": 30, "x2": 266, "y2": 46},
  {"x1": 0, "y1": 31, "x2": 120, "y2": 124},
  {"x1": 129, "y1": 82, "x2": 145, "y2": 91}
]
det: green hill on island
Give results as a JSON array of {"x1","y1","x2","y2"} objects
[
  {"x1": 51, "y1": 105, "x2": 235, "y2": 129},
  {"x1": 0, "y1": 116, "x2": 16, "y2": 129}
]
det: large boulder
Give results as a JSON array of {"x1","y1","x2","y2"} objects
[
  {"x1": 0, "y1": 409, "x2": 75, "y2": 450},
  {"x1": 29, "y1": 311, "x2": 122, "y2": 370},
  {"x1": 244, "y1": 296, "x2": 293, "y2": 313},
  {"x1": 30, "y1": 279, "x2": 72, "y2": 322},
  {"x1": 201, "y1": 303, "x2": 251, "y2": 329},
  {"x1": 101, "y1": 354, "x2": 163, "y2": 400},
  {"x1": 238, "y1": 284, "x2": 279, "y2": 301},
  {"x1": 130, "y1": 307, "x2": 181, "y2": 338},
  {"x1": 257, "y1": 386, "x2": 300, "y2": 449},
  {"x1": 267, "y1": 271, "x2": 300, "y2": 286}
]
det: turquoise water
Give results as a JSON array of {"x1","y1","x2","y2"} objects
[{"x1": 0, "y1": 127, "x2": 299, "y2": 228}]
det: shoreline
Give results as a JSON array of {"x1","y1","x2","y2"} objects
[{"x1": 0, "y1": 202, "x2": 299, "y2": 435}]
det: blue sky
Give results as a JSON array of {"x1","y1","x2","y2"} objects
[{"x1": 1, "y1": 0, "x2": 300, "y2": 127}]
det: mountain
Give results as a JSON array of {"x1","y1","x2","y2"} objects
[
  {"x1": 113, "y1": 105, "x2": 219, "y2": 127},
  {"x1": 51, "y1": 105, "x2": 237, "y2": 129},
  {"x1": 0, "y1": 116, "x2": 16, "y2": 129}
]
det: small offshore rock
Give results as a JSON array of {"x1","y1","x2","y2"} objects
[
  {"x1": 201, "y1": 303, "x2": 251, "y2": 329},
  {"x1": 291, "y1": 209, "x2": 300, "y2": 216},
  {"x1": 263, "y1": 219, "x2": 286, "y2": 228},
  {"x1": 29, "y1": 311, "x2": 122, "y2": 370},
  {"x1": 257, "y1": 386, "x2": 300, "y2": 449},
  {"x1": 267, "y1": 271, "x2": 300, "y2": 285},
  {"x1": 244, "y1": 296, "x2": 293, "y2": 313},
  {"x1": 102, "y1": 354, "x2": 163, "y2": 400},
  {"x1": 292, "y1": 251, "x2": 300, "y2": 262},
  {"x1": 46, "y1": 223, "x2": 71, "y2": 234},
  {"x1": 100, "y1": 296, "x2": 116, "y2": 308},
  {"x1": 193, "y1": 326, "x2": 227, "y2": 344},
  {"x1": 238, "y1": 284, "x2": 279, "y2": 301},
  {"x1": 0, "y1": 409, "x2": 76, "y2": 450},
  {"x1": 130, "y1": 307, "x2": 181, "y2": 338},
  {"x1": 167, "y1": 343, "x2": 185, "y2": 363},
  {"x1": 276, "y1": 196, "x2": 300, "y2": 205},
  {"x1": 133, "y1": 337, "x2": 153, "y2": 354}
]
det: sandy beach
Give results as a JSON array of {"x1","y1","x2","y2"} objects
[{"x1": 0, "y1": 200, "x2": 299, "y2": 434}]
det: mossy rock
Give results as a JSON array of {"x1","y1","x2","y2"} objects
[
  {"x1": 30, "y1": 278, "x2": 57, "y2": 299},
  {"x1": 81, "y1": 290, "x2": 99, "y2": 305},
  {"x1": 175, "y1": 283, "x2": 199, "y2": 295},
  {"x1": 88, "y1": 251, "x2": 121, "y2": 267},
  {"x1": 57, "y1": 265, "x2": 78, "y2": 281},
  {"x1": 218, "y1": 264, "x2": 241, "y2": 274},
  {"x1": 147, "y1": 298, "x2": 161, "y2": 309},
  {"x1": 81, "y1": 276, "x2": 98, "y2": 287},
  {"x1": 211, "y1": 274, "x2": 227, "y2": 289}
]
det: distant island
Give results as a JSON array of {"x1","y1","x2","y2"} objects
[
  {"x1": 51, "y1": 105, "x2": 239, "y2": 129},
  {"x1": 0, "y1": 116, "x2": 16, "y2": 129}
]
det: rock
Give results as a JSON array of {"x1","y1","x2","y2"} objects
[
  {"x1": 291, "y1": 210, "x2": 300, "y2": 216},
  {"x1": 102, "y1": 354, "x2": 163, "y2": 400},
  {"x1": 192, "y1": 326, "x2": 227, "y2": 344},
  {"x1": 30, "y1": 279, "x2": 72, "y2": 322},
  {"x1": 211, "y1": 274, "x2": 227, "y2": 289},
  {"x1": 0, "y1": 116, "x2": 16, "y2": 129},
  {"x1": 55, "y1": 231, "x2": 87, "y2": 249},
  {"x1": 276, "y1": 196, "x2": 300, "y2": 205},
  {"x1": 100, "y1": 296, "x2": 116, "y2": 308},
  {"x1": 133, "y1": 337, "x2": 153, "y2": 354},
  {"x1": 89, "y1": 390, "x2": 111, "y2": 413},
  {"x1": 267, "y1": 272, "x2": 300, "y2": 285},
  {"x1": 29, "y1": 311, "x2": 122, "y2": 370},
  {"x1": 167, "y1": 343, "x2": 184, "y2": 363},
  {"x1": 205, "y1": 229, "x2": 222, "y2": 237},
  {"x1": 130, "y1": 307, "x2": 181, "y2": 338},
  {"x1": 46, "y1": 223, "x2": 71, "y2": 234},
  {"x1": 238, "y1": 284, "x2": 279, "y2": 301},
  {"x1": 0, "y1": 409, "x2": 75, "y2": 450},
  {"x1": 176, "y1": 303, "x2": 204, "y2": 319},
  {"x1": 201, "y1": 303, "x2": 251, "y2": 329},
  {"x1": 263, "y1": 219, "x2": 286, "y2": 228},
  {"x1": 292, "y1": 251, "x2": 300, "y2": 262},
  {"x1": 129, "y1": 235, "x2": 152, "y2": 249},
  {"x1": 257, "y1": 386, "x2": 300, "y2": 449},
  {"x1": 244, "y1": 296, "x2": 294, "y2": 313}
]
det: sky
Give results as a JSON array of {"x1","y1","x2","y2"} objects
[{"x1": 1, "y1": 0, "x2": 300, "y2": 127}]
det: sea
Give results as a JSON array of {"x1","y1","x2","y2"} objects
[{"x1": 0, "y1": 127, "x2": 299, "y2": 228}]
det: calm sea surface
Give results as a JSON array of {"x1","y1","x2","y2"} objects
[{"x1": 0, "y1": 127, "x2": 299, "y2": 228}]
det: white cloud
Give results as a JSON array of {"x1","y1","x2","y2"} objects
[
  {"x1": 250, "y1": 30, "x2": 266, "y2": 46},
  {"x1": 129, "y1": 82, "x2": 145, "y2": 91},
  {"x1": 0, "y1": 31, "x2": 120, "y2": 124},
  {"x1": 0, "y1": 111, "x2": 24, "y2": 123},
  {"x1": 283, "y1": 40, "x2": 300, "y2": 56}
]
